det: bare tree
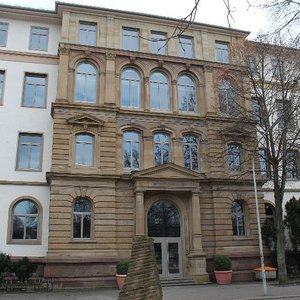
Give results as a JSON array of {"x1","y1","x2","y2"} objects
[{"x1": 234, "y1": 34, "x2": 300, "y2": 285}]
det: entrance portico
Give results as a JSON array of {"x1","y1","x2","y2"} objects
[{"x1": 130, "y1": 163, "x2": 209, "y2": 283}]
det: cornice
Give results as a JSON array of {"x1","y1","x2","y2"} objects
[{"x1": 0, "y1": 180, "x2": 48, "y2": 186}]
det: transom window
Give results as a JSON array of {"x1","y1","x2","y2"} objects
[
  {"x1": 122, "y1": 28, "x2": 139, "y2": 51},
  {"x1": 121, "y1": 68, "x2": 141, "y2": 108},
  {"x1": 12, "y1": 199, "x2": 39, "y2": 240},
  {"x1": 0, "y1": 70, "x2": 5, "y2": 104},
  {"x1": 123, "y1": 131, "x2": 140, "y2": 170},
  {"x1": 231, "y1": 201, "x2": 245, "y2": 236},
  {"x1": 151, "y1": 32, "x2": 166, "y2": 55},
  {"x1": 227, "y1": 143, "x2": 241, "y2": 173},
  {"x1": 79, "y1": 22, "x2": 96, "y2": 46},
  {"x1": 150, "y1": 72, "x2": 169, "y2": 111},
  {"x1": 22, "y1": 73, "x2": 47, "y2": 108},
  {"x1": 75, "y1": 62, "x2": 97, "y2": 103},
  {"x1": 215, "y1": 41, "x2": 229, "y2": 63},
  {"x1": 17, "y1": 133, "x2": 42, "y2": 171},
  {"x1": 178, "y1": 36, "x2": 193, "y2": 58},
  {"x1": 75, "y1": 133, "x2": 94, "y2": 167},
  {"x1": 29, "y1": 26, "x2": 48, "y2": 51},
  {"x1": 219, "y1": 80, "x2": 236, "y2": 115},
  {"x1": 183, "y1": 135, "x2": 199, "y2": 171},
  {"x1": 0, "y1": 22, "x2": 8, "y2": 47},
  {"x1": 73, "y1": 198, "x2": 92, "y2": 239},
  {"x1": 178, "y1": 75, "x2": 196, "y2": 112},
  {"x1": 154, "y1": 133, "x2": 170, "y2": 166}
]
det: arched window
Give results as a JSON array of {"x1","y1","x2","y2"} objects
[
  {"x1": 265, "y1": 203, "x2": 275, "y2": 222},
  {"x1": 227, "y1": 143, "x2": 241, "y2": 172},
  {"x1": 121, "y1": 68, "x2": 141, "y2": 108},
  {"x1": 75, "y1": 133, "x2": 94, "y2": 166},
  {"x1": 178, "y1": 75, "x2": 196, "y2": 112},
  {"x1": 150, "y1": 72, "x2": 169, "y2": 111},
  {"x1": 73, "y1": 198, "x2": 92, "y2": 239},
  {"x1": 219, "y1": 80, "x2": 236, "y2": 115},
  {"x1": 123, "y1": 131, "x2": 140, "y2": 170},
  {"x1": 75, "y1": 62, "x2": 97, "y2": 103},
  {"x1": 154, "y1": 133, "x2": 170, "y2": 166},
  {"x1": 183, "y1": 135, "x2": 199, "y2": 171},
  {"x1": 231, "y1": 201, "x2": 245, "y2": 236},
  {"x1": 12, "y1": 199, "x2": 39, "y2": 240}
]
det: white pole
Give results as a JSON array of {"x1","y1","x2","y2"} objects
[{"x1": 252, "y1": 156, "x2": 268, "y2": 296}]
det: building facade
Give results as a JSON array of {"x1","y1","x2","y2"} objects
[{"x1": 0, "y1": 2, "x2": 286, "y2": 287}]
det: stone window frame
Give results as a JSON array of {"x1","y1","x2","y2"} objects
[
  {"x1": 78, "y1": 21, "x2": 97, "y2": 46},
  {"x1": 72, "y1": 197, "x2": 94, "y2": 240},
  {"x1": 74, "y1": 132, "x2": 95, "y2": 167},
  {"x1": 29, "y1": 26, "x2": 49, "y2": 52},
  {"x1": 231, "y1": 200, "x2": 247, "y2": 237},
  {"x1": 0, "y1": 22, "x2": 8, "y2": 47},
  {"x1": 21, "y1": 72, "x2": 48, "y2": 108},
  {"x1": 7, "y1": 196, "x2": 43, "y2": 245},
  {"x1": 215, "y1": 41, "x2": 230, "y2": 64},
  {"x1": 15, "y1": 132, "x2": 43, "y2": 172}
]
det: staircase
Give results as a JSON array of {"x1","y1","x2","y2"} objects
[{"x1": 160, "y1": 277, "x2": 200, "y2": 287}]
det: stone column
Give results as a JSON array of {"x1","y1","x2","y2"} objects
[
  {"x1": 104, "y1": 52, "x2": 116, "y2": 106},
  {"x1": 135, "y1": 192, "x2": 145, "y2": 236},
  {"x1": 172, "y1": 80, "x2": 178, "y2": 113},
  {"x1": 191, "y1": 192, "x2": 203, "y2": 253}
]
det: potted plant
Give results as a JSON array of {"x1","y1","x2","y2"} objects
[
  {"x1": 214, "y1": 255, "x2": 232, "y2": 284},
  {"x1": 116, "y1": 260, "x2": 129, "y2": 289}
]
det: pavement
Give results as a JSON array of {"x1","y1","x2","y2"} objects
[{"x1": 1, "y1": 281, "x2": 300, "y2": 300}]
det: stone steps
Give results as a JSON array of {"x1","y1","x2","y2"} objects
[{"x1": 160, "y1": 277, "x2": 199, "y2": 287}]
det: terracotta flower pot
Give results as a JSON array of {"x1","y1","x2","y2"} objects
[
  {"x1": 116, "y1": 274, "x2": 127, "y2": 289},
  {"x1": 214, "y1": 270, "x2": 232, "y2": 284}
]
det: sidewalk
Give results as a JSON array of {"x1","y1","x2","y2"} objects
[{"x1": 1, "y1": 281, "x2": 300, "y2": 300}]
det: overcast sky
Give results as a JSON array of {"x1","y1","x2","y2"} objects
[{"x1": 0, "y1": 0, "x2": 270, "y2": 37}]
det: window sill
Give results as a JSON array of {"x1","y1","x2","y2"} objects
[
  {"x1": 70, "y1": 239, "x2": 97, "y2": 243},
  {"x1": 232, "y1": 236, "x2": 252, "y2": 241},
  {"x1": 8, "y1": 240, "x2": 41, "y2": 245},
  {"x1": 16, "y1": 168, "x2": 42, "y2": 172}
]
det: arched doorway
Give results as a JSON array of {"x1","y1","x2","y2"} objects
[{"x1": 147, "y1": 200, "x2": 182, "y2": 278}]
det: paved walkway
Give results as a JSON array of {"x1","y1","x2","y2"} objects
[{"x1": 1, "y1": 281, "x2": 300, "y2": 300}]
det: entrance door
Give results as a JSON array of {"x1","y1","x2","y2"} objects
[{"x1": 147, "y1": 200, "x2": 182, "y2": 278}]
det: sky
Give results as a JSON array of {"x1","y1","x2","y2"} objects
[{"x1": 0, "y1": 0, "x2": 270, "y2": 37}]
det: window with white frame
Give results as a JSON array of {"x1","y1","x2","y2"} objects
[
  {"x1": 75, "y1": 133, "x2": 94, "y2": 167},
  {"x1": 73, "y1": 198, "x2": 92, "y2": 239},
  {"x1": 29, "y1": 26, "x2": 48, "y2": 51},
  {"x1": 183, "y1": 135, "x2": 199, "y2": 171},
  {"x1": 178, "y1": 36, "x2": 193, "y2": 58},
  {"x1": 215, "y1": 41, "x2": 229, "y2": 63},
  {"x1": 121, "y1": 68, "x2": 141, "y2": 108},
  {"x1": 123, "y1": 131, "x2": 140, "y2": 170},
  {"x1": 154, "y1": 133, "x2": 170, "y2": 166},
  {"x1": 231, "y1": 201, "x2": 246, "y2": 236},
  {"x1": 258, "y1": 148, "x2": 269, "y2": 177},
  {"x1": 22, "y1": 73, "x2": 47, "y2": 108},
  {"x1": 227, "y1": 143, "x2": 241, "y2": 173},
  {"x1": 219, "y1": 80, "x2": 236, "y2": 115},
  {"x1": 79, "y1": 22, "x2": 96, "y2": 46},
  {"x1": 11, "y1": 199, "x2": 39, "y2": 240},
  {"x1": 150, "y1": 72, "x2": 169, "y2": 111},
  {"x1": 75, "y1": 62, "x2": 97, "y2": 103},
  {"x1": 0, "y1": 70, "x2": 5, "y2": 104},
  {"x1": 286, "y1": 150, "x2": 299, "y2": 179},
  {"x1": 177, "y1": 75, "x2": 196, "y2": 112},
  {"x1": 16, "y1": 133, "x2": 42, "y2": 171},
  {"x1": 0, "y1": 22, "x2": 8, "y2": 47},
  {"x1": 122, "y1": 28, "x2": 139, "y2": 51},
  {"x1": 151, "y1": 32, "x2": 166, "y2": 55}
]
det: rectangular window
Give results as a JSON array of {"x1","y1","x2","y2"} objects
[
  {"x1": 122, "y1": 28, "x2": 139, "y2": 51},
  {"x1": 16, "y1": 133, "x2": 42, "y2": 171},
  {"x1": 258, "y1": 148, "x2": 269, "y2": 177},
  {"x1": 286, "y1": 150, "x2": 298, "y2": 179},
  {"x1": 151, "y1": 32, "x2": 166, "y2": 55},
  {"x1": 22, "y1": 73, "x2": 47, "y2": 108},
  {"x1": 271, "y1": 59, "x2": 281, "y2": 79},
  {"x1": 79, "y1": 22, "x2": 96, "y2": 46},
  {"x1": 0, "y1": 22, "x2": 8, "y2": 47},
  {"x1": 215, "y1": 41, "x2": 229, "y2": 63},
  {"x1": 252, "y1": 97, "x2": 261, "y2": 123},
  {"x1": 29, "y1": 26, "x2": 48, "y2": 51},
  {"x1": 227, "y1": 144, "x2": 241, "y2": 172},
  {"x1": 0, "y1": 70, "x2": 5, "y2": 105},
  {"x1": 178, "y1": 36, "x2": 193, "y2": 58}
]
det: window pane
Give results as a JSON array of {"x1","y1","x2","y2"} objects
[
  {"x1": 75, "y1": 134, "x2": 94, "y2": 166},
  {"x1": 219, "y1": 80, "x2": 236, "y2": 115},
  {"x1": 12, "y1": 216, "x2": 25, "y2": 239},
  {"x1": 216, "y1": 42, "x2": 229, "y2": 63},
  {"x1": 178, "y1": 75, "x2": 196, "y2": 112},
  {"x1": 74, "y1": 199, "x2": 92, "y2": 213},
  {"x1": 83, "y1": 215, "x2": 91, "y2": 238},
  {"x1": 183, "y1": 135, "x2": 198, "y2": 171},
  {"x1": 73, "y1": 214, "x2": 81, "y2": 238},
  {"x1": 179, "y1": 36, "x2": 193, "y2": 58},
  {"x1": 0, "y1": 71, "x2": 4, "y2": 102},
  {"x1": 231, "y1": 202, "x2": 245, "y2": 236},
  {"x1": 122, "y1": 28, "x2": 139, "y2": 51},
  {"x1": 154, "y1": 133, "x2": 169, "y2": 166},
  {"x1": 123, "y1": 132, "x2": 140, "y2": 170},
  {"x1": 151, "y1": 32, "x2": 166, "y2": 54},
  {"x1": 30, "y1": 26, "x2": 48, "y2": 51},
  {"x1": 14, "y1": 200, "x2": 38, "y2": 214},
  {"x1": 228, "y1": 144, "x2": 241, "y2": 172},
  {"x1": 23, "y1": 74, "x2": 47, "y2": 108},
  {"x1": 0, "y1": 23, "x2": 8, "y2": 46},
  {"x1": 25, "y1": 217, "x2": 38, "y2": 239},
  {"x1": 79, "y1": 22, "x2": 96, "y2": 46},
  {"x1": 150, "y1": 72, "x2": 169, "y2": 110},
  {"x1": 121, "y1": 69, "x2": 140, "y2": 108}
]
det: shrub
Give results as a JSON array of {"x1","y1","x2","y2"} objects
[
  {"x1": 116, "y1": 260, "x2": 129, "y2": 275},
  {"x1": 214, "y1": 255, "x2": 232, "y2": 271},
  {"x1": 0, "y1": 253, "x2": 11, "y2": 283},
  {"x1": 11, "y1": 257, "x2": 36, "y2": 282}
]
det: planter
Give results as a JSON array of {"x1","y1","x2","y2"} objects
[
  {"x1": 214, "y1": 270, "x2": 232, "y2": 285},
  {"x1": 116, "y1": 274, "x2": 127, "y2": 289},
  {"x1": 254, "y1": 266, "x2": 277, "y2": 280}
]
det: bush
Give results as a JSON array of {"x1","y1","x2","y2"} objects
[
  {"x1": 0, "y1": 253, "x2": 11, "y2": 283},
  {"x1": 116, "y1": 260, "x2": 129, "y2": 275},
  {"x1": 214, "y1": 255, "x2": 232, "y2": 271},
  {"x1": 11, "y1": 257, "x2": 36, "y2": 282},
  {"x1": 261, "y1": 218, "x2": 276, "y2": 251}
]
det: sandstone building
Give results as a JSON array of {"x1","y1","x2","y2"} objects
[{"x1": 0, "y1": 2, "x2": 271, "y2": 287}]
